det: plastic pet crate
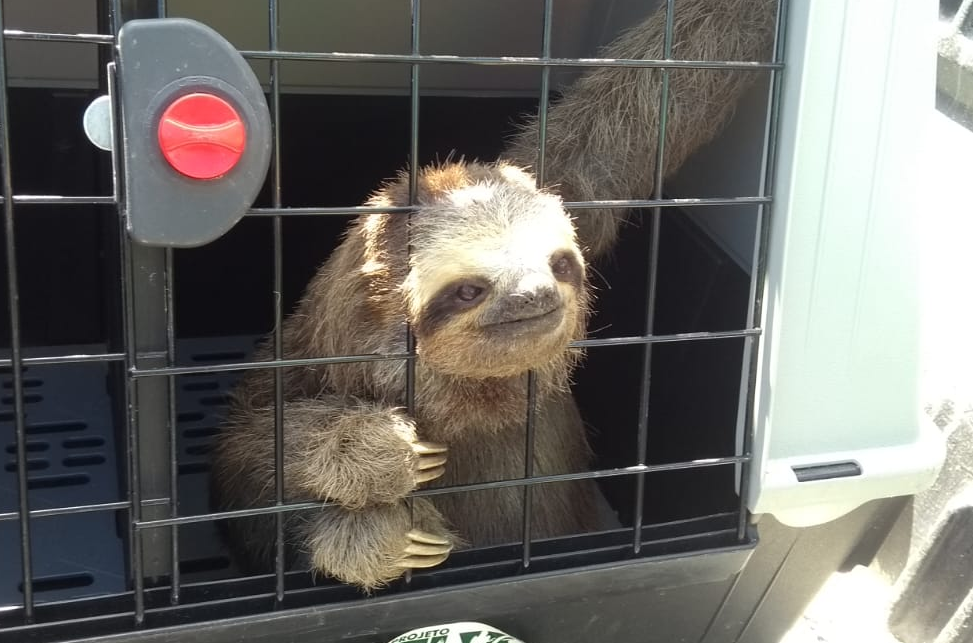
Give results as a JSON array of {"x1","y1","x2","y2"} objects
[{"x1": 0, "y1": 1, "x2": 945, "y2": 642}]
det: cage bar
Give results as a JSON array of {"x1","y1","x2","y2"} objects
[
  {"x1": 520, "y1": 0, "x2": 555, "y2": 570},
  {"x1": 107, "y1": 0, "x2": 150, "y2": 625},
  {"x1": 0, "y1": 328, "x2": 762, "y2": 372},
  {"x1": 163, "y1": 248, "x2": 180, "y2": 604},
  {"x1": 157, "y1": 0, "x2": 179, "y2": 609},
  {"x1": 237, "y1": 49, "x2": 781, "y2": 71},
  {"x1": 134, "y1": 455, "x2": 748, "y2": 531},
  {"x1": 400, "y1": 0, "x2": 423, "y2": 589},
  {"x1": 267, "y1": 0, "x2": 287, "y2": 605},
  {"x1": 0, "y1": 0, "x2": 35, "y2": 621},
  {"x1": 122, "y1": 329, "x2": 760, "y2": 380},
  {"x1": 405, "y1": 0, "x2": 421, "y2": 414},
  {"x1": 735, "y1": 0, "x2": 790, "y2": 542},
  {"x1": 0, "y1": 353, "x2": 119, "y2": 368},
  {"x1": 632, "y1": 0, "x2": 676, "y2": 554},
  {"x1": 0, "y1": 196, "x2": 773, "y2": 215},
  {"x1": 0, "y1": 195, "x2": 116, "y2": 204},
  {"x1": 158, "y1": 0, "x2": 178, "y2": 593},
  {"x1": 244, "y1": 196, "x2": 774, "y2": 218},
  {"x1": 0, "y1": 498, "x2": 170, "y2": 523},
  {"x1": 123, "y1": 330, "x2": 760, "y2": 382},
  {"x1": 1, "y1": 30, "x2": 114, "y2": 44},
  {"x1": 521, "y1": 369, "x2": 538, "y2": 567}
]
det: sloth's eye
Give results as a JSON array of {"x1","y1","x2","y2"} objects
[
  {"x1": 455, "y1": 283, "x2": 485, "y2": 302},
  {"x1": 550, "y1": 252, "x2": 576, "y2": 280}
]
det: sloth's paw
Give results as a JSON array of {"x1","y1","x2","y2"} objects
[{"x1": 303, "y1": 499, "x2": 454, "y2": 590}]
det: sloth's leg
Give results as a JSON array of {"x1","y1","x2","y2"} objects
[
  {"x1": 214, "y1": 398, "x2": 447, "y2": 511},
  {"x1": 296, "y1": 497, "x2": 454, "y2": 590}
]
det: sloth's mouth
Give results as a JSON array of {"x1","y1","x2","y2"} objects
[{"x1": 482, "y1": 306, "x2": 563, "y2": 333}]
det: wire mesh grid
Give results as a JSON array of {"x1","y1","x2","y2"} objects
[{"x1": 0, "y1": 0, "x2": 788, "y2": 638}]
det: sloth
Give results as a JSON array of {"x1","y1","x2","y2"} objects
[
  {"x1": 211, "y1": 0, "x2": 776, "y2": 589},
  {"x1": 212, "y1": 161, "x2": 599, "y2": 588}
]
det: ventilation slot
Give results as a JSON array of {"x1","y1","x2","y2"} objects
[
  {"x1": 27, "y1": 474, "x2": 90, "y2": 490},
  {"x1": 63, "y1": 454, "x2": 106, "y2": 468},
  {"x1": 184, "y1": 444, "x2": 212, "y2": 456},
  {"x1": 63, "y1": 436, "x2": 105, "y2": 449},
  {"x1": 177, "y1": 412, "x2": 205, "y2": 423},
  {"x1": 26, "y1": 421, "x2": 87, "y2": 435},
  {"x1": 2, "y1": 378, "x2": 42, "y2": 389},
  {"x1": 5, "y1": 441, "x2": 48, "y2": 454},
  {"x1": 198, "y1": 395, "x2": 231, "y2": 407},
  {"x1": 2, "y1": 394, "x2": 42, "y2": 405},
  {"x1": 178, "y1": 462, "x2": 210, "y2": 475},
  {"x1": 4, "y1": 459, "x2": 49, "y2": 472},
  {"x1": 20, "y1": 573, "x2": 94, "y2": 594},
  {"x1": 183, "y1": 426, "x2": 219, "y2": 439}
]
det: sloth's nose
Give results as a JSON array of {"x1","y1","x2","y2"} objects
[
  {"x1": 512, "y1": 273, "x2": 560, "y2": 311},
  {"x1": 486, "y1": 272, "x2": 562, "y2": 325}
]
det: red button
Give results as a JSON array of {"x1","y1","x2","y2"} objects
[{"x1": 157, "y1": 93, "x2": 246, "y2": 180}]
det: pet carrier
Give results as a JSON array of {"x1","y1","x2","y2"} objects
[{"x1": 0, "y1": 1, "x2": 943, "y2": 642}]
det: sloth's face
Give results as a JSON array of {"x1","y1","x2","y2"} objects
[{"x1": 404, "y1": 165, "x2": 587, "y2": 379}]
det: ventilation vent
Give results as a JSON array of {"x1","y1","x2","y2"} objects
[
  {"x1": 2, "y1": 378, "x2": 42, "y2": 389},
  {"x1": 1, "y1": 336, "x2": 256, "y2": 607},
  {"x1": 0, "y1": 348, "x2": 123, "y2": 606},
  {"x1": 4, "y1": 458, "x2": 48, "y2": 472},
  {"x1": 20, "y1": 573, "x2": 94, "y2": 594},
  {"x1": 2, "y1": 393, "x2": 42, "y2": 405},
  {"x1": 171, "y1": 337, "x2": 252, "y2": 585}
]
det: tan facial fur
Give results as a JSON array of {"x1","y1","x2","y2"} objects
[{"x1": 401, "y1": 165, "x2": 588, "y2": 380}]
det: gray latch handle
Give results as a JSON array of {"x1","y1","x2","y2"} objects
[{"x1": 101, "y1": 18, "x2": 272, "y2": 248}]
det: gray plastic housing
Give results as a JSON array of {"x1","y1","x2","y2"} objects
[{"x1": 117, "y1": 18, "x2": 271, "y2": 247}]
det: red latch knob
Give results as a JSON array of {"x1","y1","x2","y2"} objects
[{"x1": 157, "y1": 93, "x2": 246, "y2": 180}]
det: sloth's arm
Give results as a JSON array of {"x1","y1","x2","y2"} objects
[
  {"x1": 217, "y1": 397, "x2": 446, "y2": 510},
  {"x1": 503, "y1": 0, "x2": 776, "y2": 259}
]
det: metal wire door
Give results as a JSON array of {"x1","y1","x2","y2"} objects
[{"x1": 0, "y1": 0, "x2": 787, "y2": 640}]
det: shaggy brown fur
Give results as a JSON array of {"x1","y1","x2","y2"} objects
[
  {"x1": 212, "y1": 161, "x2": 599, "y2": 589},
  {"x1": 212, "y1": 0, "x2": 777, "y2": 590},
  {"x1": 504, "y1": 0, "x2": 778, "y2": 258}
]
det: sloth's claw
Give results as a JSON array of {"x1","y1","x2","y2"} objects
[
  {"x1": 398, "y1": 553, "x2": 450, "y2": 569},
  {"x1": 403, "y1": 541, "x2": 449, "y2": 557},
  {"x1": 396, "y1": 529, "x2": 452, "y2": 569},
  {"x1": 412, "y1": 441, "x2": 448, "y2": 485},
  {"x1": 417, "y1": 454, "x2": 448, "y2": 470},
  {"x1": 407, "y1": 528, "x2": 451, "y2": 545},
  {"x1": 414, "y1": 466, "x2": 446, "y2": 483},
  {"x1": 413, "y1": 441, "x2": 448, "y2": 456}
]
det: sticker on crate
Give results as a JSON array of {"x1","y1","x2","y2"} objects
[{"x1": 388, "y1": 622, "x2": 524, "y2": 643}]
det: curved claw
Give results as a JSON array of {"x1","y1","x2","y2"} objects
[
  {"x1": 413, "y1": 441, "x2": 448, "y2": 456},
  {"x1": 407, "y1": 528, "x2": 450, "y2": 545},
  {"x1": 417, "y1": 454, "x2": 448, "y2": 470},
  {"x1": 397, "y1": 552, "x2": 450, "y2": 569},
  {"x1": 397, "y1": 530, "x2": 452, "y2": 569},
  {"x1": 404, "y1": 541, "x2": 452, "y2": 557},
  {"x1": 414, "y1": 466, "x2": 445, "y2": 484}
]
